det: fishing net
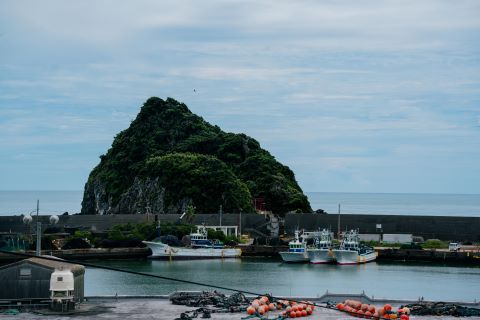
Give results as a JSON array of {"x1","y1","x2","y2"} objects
[
  {"x1": 171, "y1": 291, "x2": 251, "y2": 319},
  {"x1": 403, "y1": 302, "x2": 480, "y2": 317}
]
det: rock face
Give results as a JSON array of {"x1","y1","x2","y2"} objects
[{"x1": 81, "y1": 97, "x2": 312, "y2": 215}]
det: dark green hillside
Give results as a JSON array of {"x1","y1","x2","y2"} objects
[{"x1": 81, "y1": 97, "x2": 311, "y2": 215}]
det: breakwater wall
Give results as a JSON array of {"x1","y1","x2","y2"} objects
[
  {"x1": 1, "y1": 213, "x2": 479, "y2": 242},
  {"x1": 285, "y1": 213, "x2": 480, "y2": 242},
  {"x1": 0, "y1": 214, "x2": 267, "y2": 234},
  {"x1": 376, "y1": 248, "x2": 480, "y2": 263}
]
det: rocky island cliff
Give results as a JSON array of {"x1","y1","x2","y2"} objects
[{"x1": 81, "y1": 97, "x2": 312, "y2": 215}]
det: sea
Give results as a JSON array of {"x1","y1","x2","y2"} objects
[
  {"x1": 85, "y1": 259, "x2": 480, "y2": 302},
  {"x1": 0, "y1": 191, "x2": 479, "y2": 217}
]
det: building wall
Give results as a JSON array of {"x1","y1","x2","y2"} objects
[{"x1": 0, "y1": 261, "x2": 52, "y2": 300}]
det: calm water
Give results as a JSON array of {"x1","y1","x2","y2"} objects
[
  {"x1": 86, "y1": 259, "x2": 480, "y2": 302},
  {"x1": 0, "y1": 191, "x2": 479, "y2": 216}
]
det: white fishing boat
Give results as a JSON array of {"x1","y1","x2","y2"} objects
[
  {"x1": 143, "y1": 228, "x2": 241, "y2": 260},
  {"x1": 333, "y1": 229, "x2": 377, "y2": 265},
  {"x1": 307, "y1": 229, "x2": 335, "y2": 264},
  {"x1": 279, "y1": 230, "x2": 309, "y2": 263}
]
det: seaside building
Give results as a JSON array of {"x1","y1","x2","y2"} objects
[{"x1": 0, "y1": 257, "x2": 85, "y2": 305}]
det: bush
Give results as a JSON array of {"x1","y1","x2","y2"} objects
[
  {"x1": 422, "y1": 239, "x2": 448, "y2": 249},
  {"x1": 107, "y1": 222, "x2": 196, "y2": 242},
  {"x1": 400, "y1": 243, "x2": 423, "y2": 250},
  {"x1": 62, "y1": 238, "x2": 92, "y2": 250}
]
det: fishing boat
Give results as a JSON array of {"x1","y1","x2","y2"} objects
[
  {"x1": 279, "y1": 230, "x2": 309, "y2": 263},
  {"x1": 333, "y1": 229, "x2": 376, "y2": 265},
  {"x1": 307, "y1": 229, "x2": 335, "y2": 264},
  {"x1": 143, "y1": 227, "x2": 241, "y2": 260}
]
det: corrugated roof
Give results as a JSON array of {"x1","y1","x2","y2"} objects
[{"x1": 27, "y1": 257, "x2": 85, "y2": 276}]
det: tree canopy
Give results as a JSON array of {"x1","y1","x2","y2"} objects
[{"x1": 82, "y1": 97, "x2": 312, "y2": 215}]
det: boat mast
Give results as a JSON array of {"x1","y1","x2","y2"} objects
[{"x1": 337, "y1": 203, "x2": 341, "y2": 240}]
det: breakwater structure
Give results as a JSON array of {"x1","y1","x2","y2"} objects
[
  {"x1": 285, "y1": 213, "x2": 480, "y2": 242},
  {"x1": 1, "y1": 212, "x2": 479, "y2": 242}
]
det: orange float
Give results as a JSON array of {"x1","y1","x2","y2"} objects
[
  {"x1": 295, "y1": 310, "x2": 302, "y2": 317},
  {"x1": 247, "y1": 306, "x2": 255, "y2": 315},
  {"x1": 384, "y1": 304, "x2": 392, "y2": 312},
  {"x1": 306, "y1": 307, "x2": 312, "y2": 315},
  {"x1": 259, "y1": 306, "x2": 267, "y2": 315}
]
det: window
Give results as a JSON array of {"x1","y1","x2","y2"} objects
[
  {"x1": 19, "y1": 268, "x2": 31, "y2": 278},
  {"x1": 57, "y1": 276, "x2": 63, "y2": 282}
]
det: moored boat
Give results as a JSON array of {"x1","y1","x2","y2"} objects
[
  {"x1": 333, "y1": 229, "x2": 376, "y2": 265},
  {"x1": 307, "y1": 229, "x2": 335, "y2": 264},
  {"x1": 143, "y1": 228, "x2": 241, "y2": 260},
  {"x1": 279, "y1": 230, "x2": 309, "y2": 263}
]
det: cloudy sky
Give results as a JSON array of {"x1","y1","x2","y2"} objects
[{"x1": 1, "y1": 0, "x2": 479, "y2": 194}]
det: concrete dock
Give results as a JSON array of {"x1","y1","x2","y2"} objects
[{"x1": 1, "y1": 298, "x2": 479, "y2": 320}]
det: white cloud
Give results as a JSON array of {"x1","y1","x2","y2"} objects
[{"x1": 0, "y1": 0, "x2": 479, "y2": 192}]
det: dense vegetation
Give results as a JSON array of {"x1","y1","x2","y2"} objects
[{"x1": 82, "y1": 97, "x2": 311, "y2": 215}]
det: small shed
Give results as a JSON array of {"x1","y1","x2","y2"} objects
[{"x1": 0, "y1": 257, "x2": 85, "y2": 302}]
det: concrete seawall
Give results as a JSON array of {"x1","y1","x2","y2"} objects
[
  {"x1": 1, "y1": 212, "x2": 479, "y2": 241},
  {"x1": 285, "y1": 213, "x2": 480, "y2": 242}
]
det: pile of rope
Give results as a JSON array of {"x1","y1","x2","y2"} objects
[
  {"x1": 171, "y1": 291, "x2": 251, "y2": 319},
  {"x1": 403, "y1": 302, "x2": 480, "y2": 317}
]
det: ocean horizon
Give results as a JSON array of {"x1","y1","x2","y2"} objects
[
  {"x1": 0, "y1": 190, "x2": 480, "y2": 217},
  {"x1": 0, "y1": 190, "x2": 479, "y2": 217}
]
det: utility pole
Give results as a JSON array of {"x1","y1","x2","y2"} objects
[
  {"x1": 239, "y1": 209, "x2": 242, "y2": 236},
  {"x1": 36, "y1": 200, "x2": 41, "y2": 256},
  {"x1": 219, "y1": 205, "x2": 223, "y2": 226}
]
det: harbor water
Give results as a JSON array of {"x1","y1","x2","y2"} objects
[{"x1": 86, "y1": 259, "x2": 480, "y2": 302}]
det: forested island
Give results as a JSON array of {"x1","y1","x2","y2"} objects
[{"x1": 81, "y1": 97, "x2": 311, "y2": 215}]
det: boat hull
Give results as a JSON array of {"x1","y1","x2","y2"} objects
[
  {"x1": 333, "y1": 249, "x2": 377, "y2": 265},
  {"x1": 279, "y1": 251, "x2": 309, "y2": 263},
  {"x1": 143, "y1": 241, "x2": 241, "y2": 260},
  {"x1": 307, "y1": 249, "x2": 335, "y2": 264}
]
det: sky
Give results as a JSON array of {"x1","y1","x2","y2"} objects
[{"x1": 0, "y1": 0, "x2": 479, "y2": 194}]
